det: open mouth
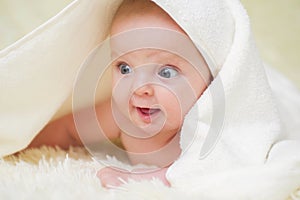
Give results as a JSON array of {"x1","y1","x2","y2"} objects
[{"x1": 136, "y1": 107, "x2": 161, "y2": 122}]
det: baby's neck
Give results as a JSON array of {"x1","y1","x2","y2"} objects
[{"x1": 120, "y1": 132, "x2": 181, "y2": 167}]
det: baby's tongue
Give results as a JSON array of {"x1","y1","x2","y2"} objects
[{"x1": 140, "y1": 108, "x2": 159, "y2": 115}]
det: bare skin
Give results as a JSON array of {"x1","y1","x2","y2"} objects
[
  {"x1": 97, "y1": 167, "x2": 170, "y2": 188},
  {"x1": 28, "y1": 0, "x2": 209, "y2": 188},
  {"x1": 28, "y1": 99, "x2": 176, "y2": 187}
]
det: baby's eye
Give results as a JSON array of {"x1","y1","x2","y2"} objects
[
  {"x1": 118, "y1": 63, "x2": 132, "y2": 74},
  {"x1": 158, "y1": 66, "x2": 179, "y2": 78}
]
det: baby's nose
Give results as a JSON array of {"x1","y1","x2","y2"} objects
[{"x1": 133, "y1": 84, "x2": 154, "y2": 97}]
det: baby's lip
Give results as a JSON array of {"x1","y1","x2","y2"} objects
[
  {"x1": 135, "y1": 106, "x2": 161, "y2": 123},
  {"x1": 137, "y1": 107, "x2": 161, "y2": 115}
]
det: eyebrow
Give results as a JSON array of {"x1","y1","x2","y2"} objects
[{"x1": 111, "y1": 48, "x2": 183, "y2": 62}]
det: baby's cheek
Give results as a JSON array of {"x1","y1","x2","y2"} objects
[{"x1": 164, "y1": 102, "x2": 184, "y2": 127}]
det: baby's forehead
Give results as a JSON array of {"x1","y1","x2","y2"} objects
[
  {"x1": 109, "y1": 29, "x2": 206, "y2": 68},
  {"x1": 112, "y1": 48, "x2": 186, "y2": 63}
]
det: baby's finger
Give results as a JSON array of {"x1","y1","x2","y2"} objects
[{"x1": 96, "y1": 167, "x2": 129, "y2": 188}]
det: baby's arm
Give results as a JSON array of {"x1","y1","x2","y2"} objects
[
  {"x1": 28, "y1": 98, "x2": 120, "y2": 149},
  {"x1": 28, "y1": 112, "x2": 81, "y2": 149}
]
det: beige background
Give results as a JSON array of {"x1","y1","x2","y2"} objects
[{"x1": 0, "y1": 0, "x2": 299, "y2": 88}]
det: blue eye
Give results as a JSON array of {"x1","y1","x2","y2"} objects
[
  {"x1": 158, "y1": 66, "x2": 179, "y2": 78},
  {"x1": 118, "y1": 63, "x2": 132, "y2": 74}
]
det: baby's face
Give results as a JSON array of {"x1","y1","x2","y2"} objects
[
  {"x1": 111, "y1": 49, "x2": 207, "y2": 136},
  {"x1": 109, "y1": 0, "x2": 209, "y2": 138}
]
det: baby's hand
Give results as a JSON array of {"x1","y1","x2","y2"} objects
[{"x1": 97, "y1": 167, "x2": 170, "y2": 188}]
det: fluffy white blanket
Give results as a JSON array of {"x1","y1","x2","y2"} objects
[{"x1": 0, "y1": 146, "x2": 299, "y2": 200}]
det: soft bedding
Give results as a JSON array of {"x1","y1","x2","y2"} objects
[{"x1": 1, "y1": 146, "x2": 299, "y2": 200}]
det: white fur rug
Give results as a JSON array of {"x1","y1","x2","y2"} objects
[
  {"x1": 0, "y1": 146, "x2": 299, "y2": 200},
  {"x1": 0, "y1": 147, "x2": 187, "y2": 200}
]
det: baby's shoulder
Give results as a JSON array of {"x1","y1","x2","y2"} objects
[{"x1": 96, "y1": 98, "x2": 121, "y2": 139}]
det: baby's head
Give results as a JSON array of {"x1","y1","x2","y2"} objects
[{"x1": 109, "y1": 0, "x2": 211, "y2": 138}]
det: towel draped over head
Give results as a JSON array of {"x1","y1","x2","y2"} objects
[{"x1": 0, "y1": 0, "x2": 300, "y2": 198}]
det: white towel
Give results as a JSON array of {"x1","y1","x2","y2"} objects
[
  {"x1": 0, "y1": 0, "x2": 299, "y2": 199},
  {"x1": 162, "y1": 0, "x2": 281, "y2": 173},
  {"x1": 0, "y1": 0, "x2": 118, "y2": 155}
]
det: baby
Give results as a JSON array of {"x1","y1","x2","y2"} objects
[{"x1": 28, "y1": 0, "x2": 211, "y2": 187}]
